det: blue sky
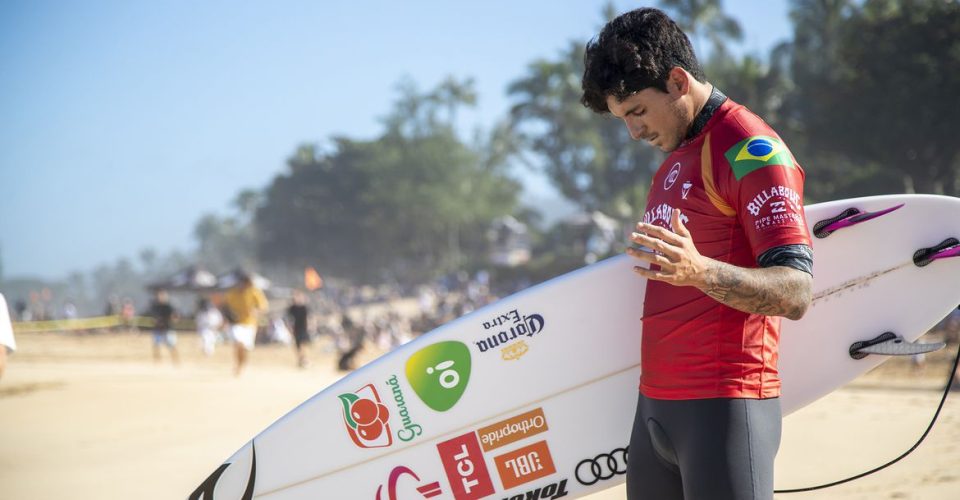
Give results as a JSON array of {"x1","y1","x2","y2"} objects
[{"x1": 0, "y1": 0, "x2": 792, "y2": 280}]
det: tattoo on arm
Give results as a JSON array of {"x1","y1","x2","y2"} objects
[{"x1": 701, "y1": 261, "x2": 812, "y2": 320}]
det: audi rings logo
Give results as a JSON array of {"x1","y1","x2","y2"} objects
[{"x1": 574, "y1": 447, "x2": 628, "y2": 486}]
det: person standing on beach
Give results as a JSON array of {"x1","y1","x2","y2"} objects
[
  {"x1": 286, "y1": 290, "x2": 311, "y2": 369},
  {"x1": 194, "y1": 298, "x2": 223, "y2": 357},
  {"x1": 148, "y1": 289, "x2": 180, "y2": 365},
  {"x1": 224, "y1": 272, "x2": 268, "y2": 376},
  {"x1": 0, "y1": 292, "x2": 17, "y2": 380},
  {"x1": 120, "y1": 298, "x2": 136, "y2": 331},
  {"x1": 581, "y1": 8, "x2": 813, "y2": 499}
]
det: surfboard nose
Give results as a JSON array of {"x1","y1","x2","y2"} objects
[{"x1": 190, "y1": 442, "x2": 256, "y2": 500}]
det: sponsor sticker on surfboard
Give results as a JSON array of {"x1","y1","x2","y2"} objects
[{"x1": 406, "y1": 341, "x2": 471, "y2": 412}]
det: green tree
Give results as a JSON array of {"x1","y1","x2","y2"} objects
[
  {"x1": 705, "y1": 44, "x2": 793, "y2": 126},
  {"x1": 832, "y1": 0, "x2": 960, "y2": 195},
  {"x1": 507, "y1": 40, "x2": 659, "y2": 219},
  {"x1": 90, "y1": 258, "x2": 142, "y2": 310},
  {"x1": 193, "y1": 213, "x2": 256, "y2": 273},
  {"x1": 658, "y1": 0, "x2": 743, "y2": 58},
  {"x1": 779, "y1": 0, "x2": 875, "y2": 201},
  {"x1": 233, "y1": 189, "x2": 262, "y2": 223},
  {"x1": 256, "y1": 79, "x2": 521, "y2": 284},
  {"x1": 786, "y1": 0, "x2": 960, "y2": 198}
]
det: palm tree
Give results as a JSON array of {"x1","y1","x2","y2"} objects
[{"x1": 658, "y1": 0, "x2": 743, "y2": 58}]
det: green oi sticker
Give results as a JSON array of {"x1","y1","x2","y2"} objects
[{"x1": 405, "y1": 341, "x2": 471, "y2": 412}]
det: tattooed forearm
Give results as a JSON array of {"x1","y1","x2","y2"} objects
[{"x1": 700, "y1": 261, "x2": 812, "y2": 320}]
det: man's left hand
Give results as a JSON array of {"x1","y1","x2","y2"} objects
[{"x1": 626, "y1": 208, "x2": 710, "y2": 288}]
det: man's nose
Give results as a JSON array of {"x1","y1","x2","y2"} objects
[{"x1": 626, "y1": 120, "x2": 646, "y2": 141}]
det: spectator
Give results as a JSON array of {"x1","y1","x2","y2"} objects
[
  {"x1": 0, "y1": 293, "x2": 17, "y2": 380},
  {"x1": 286, "y1": 290, "x2": 311, "y2": 369},
  {"x1": 195, "y1": 298, "x2": 223, "y2": 357},
  {"x1": 148, "y1": 289, "x2": 179, "y2": 365},
  {"x1": 223, "y1": 272, "x2": 268, "y2": 376}
]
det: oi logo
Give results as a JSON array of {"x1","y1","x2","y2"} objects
[{"x1": 405, "y1": 341, "x2": 471, "y2": 412}]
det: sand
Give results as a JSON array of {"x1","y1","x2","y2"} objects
[{"x1": 1, "y1": 330, "x2": 958, "y2": 500}]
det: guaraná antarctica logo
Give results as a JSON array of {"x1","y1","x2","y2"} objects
[
  {"x1": 405, "y1": 341, "x2": 471, "y2": 412},
  {"x1": 475, "y1": 309, "x2": 546, "y2": 360},
  {"x1": 338, "y1": 384, "x2": 393, "y2": 449},
  {"x1": 385, "y1": 374, "x2": 423, "y2": 442}
]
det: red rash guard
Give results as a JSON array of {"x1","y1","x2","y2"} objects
[{"x1": 639, "y1": 97, "x2": 811, "y2": 400}]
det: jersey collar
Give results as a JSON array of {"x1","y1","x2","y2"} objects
[{"x1": 682, "y1": 86, "x2": 728, "y2": 145}]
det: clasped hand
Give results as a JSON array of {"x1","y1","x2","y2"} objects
[{"x1": 626, "y1": 208, "x2": 709, "y2": 287}]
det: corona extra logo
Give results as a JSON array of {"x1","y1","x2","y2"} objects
[
  {"x1": 501, "y1": 340, "x2": 529, "y2": 361},
  {"x1": 475, "y1": 309, "x2": 545, "y2": 361}
]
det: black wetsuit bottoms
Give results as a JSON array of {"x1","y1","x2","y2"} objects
[{"x1": 626, "y1": 393, "x2": 782, "y2": 500}]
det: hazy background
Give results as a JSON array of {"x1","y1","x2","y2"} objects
[{"x1": 2, "y1": 0, "x2": 958, "y2": 315}]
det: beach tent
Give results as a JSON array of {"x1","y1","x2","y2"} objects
[
  {"x1": 215, "y1": 268, "x2": 271, "y2": 291},
  {"x1": 146, "y1": 266, "x2": 218, "y2": 291}
]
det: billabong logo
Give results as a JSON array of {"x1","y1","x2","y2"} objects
[
  {"x1": 375, "y1": 466, "x2": 443, "y2": 500},
  {"x1": 643, "y1": 203, "x2": 690, "y2": 228},
  {"x1": 747, "y1": 185, "x2": 801, "y2": 216},
  {"x1": 338, "y1": 384, "x2": 392, "y2": 448},
  {"x1": 746, "y1": 184, "x2": 804, "y2": 231},
  {"x1": 664, "y1": 162, "x2": 681, "y2": 190},
  {"x1": 724, "y1": 135, "x2": 794, "y2": 180},
  {"x1": 406, "y1": 341, "x2": 471, "y2": 412}
]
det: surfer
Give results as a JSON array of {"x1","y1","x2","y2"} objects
[
  {"x1": 224, "y1": 272, "x2": 269, "y2": 376},
  {"x1": 581, "y1": 8, "x2": 814, "y2": 500}
]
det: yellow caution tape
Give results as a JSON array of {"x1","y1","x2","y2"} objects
[{"x1": 12, "y1": 316, "x2": 199, "y2": 333}]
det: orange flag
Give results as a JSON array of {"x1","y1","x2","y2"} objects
[{"x1": 304, "y1": 266, "x2": 323, "y2": 291}]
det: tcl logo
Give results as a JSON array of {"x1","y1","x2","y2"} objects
[{"x1": 436, "y1": 433, "x2": 495, "y2": 499}]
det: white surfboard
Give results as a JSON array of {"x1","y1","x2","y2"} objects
[{"x1": 190, "y1": 194, "x2": 960, "y2": 500}]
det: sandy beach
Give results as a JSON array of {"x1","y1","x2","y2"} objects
[{"x1": 1, "y1": 330, "x2": 958, "y2": 500}]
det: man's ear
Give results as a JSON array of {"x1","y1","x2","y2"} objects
[{"x1": 667, "y1": 67, "x2": 690, "y2": 96}]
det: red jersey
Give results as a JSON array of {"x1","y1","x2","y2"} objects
[{"x1": 639, "y1": 97, "x2": 811, "y2": 400}]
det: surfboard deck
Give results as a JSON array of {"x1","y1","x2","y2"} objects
[{"x1": 191, "y1": 194, "x2": 960, "y2": 500}]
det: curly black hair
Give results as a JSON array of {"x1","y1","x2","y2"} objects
[{"x1": 581, "y1": 8, "x2": 705, "y2": 113}]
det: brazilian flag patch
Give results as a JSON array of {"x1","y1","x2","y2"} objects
[{"x1": 723, "y1": 135, "x2": 794, "y2": 180}]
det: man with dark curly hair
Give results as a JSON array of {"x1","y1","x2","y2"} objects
[{"x1": 582, "y1": 8, "x2": 814, "y2": 500}]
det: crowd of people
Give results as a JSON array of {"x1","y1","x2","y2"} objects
[
  {"x1": 6, "y1": 267, "x2": 959, "y2": 388},
  {"x1": 130, "y1": 269, "x2": 507, "y2": 375}
]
